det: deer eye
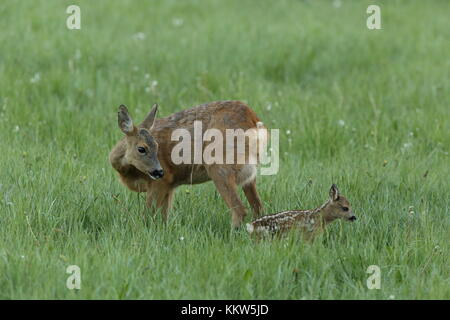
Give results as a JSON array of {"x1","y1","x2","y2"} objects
[
  {"x1": 342, "y1": 207, "x2": 349, "y2": 212},
  {"x1": 137, "y1": 147, "x2": 146, "y2": 154}
]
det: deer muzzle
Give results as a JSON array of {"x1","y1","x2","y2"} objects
[{"x1": 148, "y1": 169, "x2": 164, "y2": 180}]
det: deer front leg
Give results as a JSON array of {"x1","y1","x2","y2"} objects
[
  {"x1": 208, "y1": 167, "x2": 247, "y2": 228},
  {"x1": 146, "y1": 183, "x2": 174, "y2": 222},
  {"x1": 242, "y1": 179, "x2": 263, "y2": 218}
]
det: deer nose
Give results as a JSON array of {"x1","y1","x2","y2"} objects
[
  {"x1": 349, "y1": 216, "x2": 357, "y2": 221},
  {"x1": 149, "y1": 169, "x2": 164, "y2": 180}
]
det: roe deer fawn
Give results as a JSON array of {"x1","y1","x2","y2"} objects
[
  {"x1": 109, "y1": 100, "x2": 267, "y2": 227},
  {"x1": 246, "y1": 184, "x2": 356, "y2": 241}
]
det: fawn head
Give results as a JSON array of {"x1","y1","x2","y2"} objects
[
  {"x1": 325, "y1": 184, "x2": 356, "y2": 222},
  {"x1": 117, "y1": 104, "x2": 164, "y2": 180}
]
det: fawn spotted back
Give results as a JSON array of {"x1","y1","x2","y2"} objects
[{"x1": 246, "y1": 184, "x2": 356, "y2": 240}]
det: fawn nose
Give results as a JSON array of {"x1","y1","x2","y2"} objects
[
  {"x1": 149, "y1": 169, "x2": 164, "y2": 179},
  {"x1": 349, "y1": 215, "x2": 357, "y2": 221}
]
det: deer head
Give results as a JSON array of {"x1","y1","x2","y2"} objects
[
  {"x1": 323, "y1": 184, "x2": 356, "y2": 222},
  {"x1": 117, "y1": 104, "x2": 164, "y2": 180}
]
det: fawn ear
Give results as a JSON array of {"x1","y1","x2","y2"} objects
[
  {"x1": 140, "y1": 104, "x2": 158, "y2": 129},
  {"x1": 118, "y1": 105, "x2": 135, "y2": 135},
  {"x1": 329, "y1": 184, "x2": 340, "y2": 201}
]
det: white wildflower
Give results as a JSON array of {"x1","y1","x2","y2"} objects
[
  {"x1": 338, "y1": 119, "x2": 345, "y2": 127},
  {"x1": 145, "y1": 80, "x2": 158, "y2": 93},
  {"x1": 172, "y1": 18, "x2": 184, "y2": 27},
  {"x1": 333, "y1": 0, "x2": 342, "y2": 8},
  {"x1": 132, "y1": 32, "x2": 146, "y2": 40},
  {"x1": 401, "y1": 142, "x2": 413, "y2": 152},
  {"x1": 74, "y1": 49, "x2": 82, "y2": 60},
  {"x1": 30, "y1": 73, "x2": 41, "y2": 83}
]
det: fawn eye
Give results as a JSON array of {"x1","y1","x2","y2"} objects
[
  {"x1": 342, "y1": 207, "x2": 349, "y2": 212},
  {"x1": 137, "y1": 147, "x2": 146, "y2": 154}
]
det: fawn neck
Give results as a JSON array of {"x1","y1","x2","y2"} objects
[{"x1": 304, "y1": 200, "x2": 337, "y2": 225}]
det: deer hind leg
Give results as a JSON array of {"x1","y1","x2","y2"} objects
[
  {"x1": 208, "y1": 166, "x2": 247, "y2": 228},
  {"x1": 146, "y1": 183, "x2": 174, "y2": 222},
  {"x1": 242, "y1": 179, "x2": 263, "y2": 218}
]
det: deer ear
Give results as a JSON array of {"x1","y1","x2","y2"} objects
[
  {"x1": 329, "y1": 184, "x2": 340, "y2": 201},
  {"x1": 118, "y1": 105, "x2": 135, "y2": 135},
  {"x1": 140, "y1": 104, "x2": 158, "y2": 129}
]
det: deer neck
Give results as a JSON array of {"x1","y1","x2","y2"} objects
[{"x1": 309, "y1": 200, "x2": 336, "y2": 226}]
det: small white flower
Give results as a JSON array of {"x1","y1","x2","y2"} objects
[
  {"x1": 179, "y1": 236, "x2": 185, "y2": 241},
  {"x1": 132, "y1": 32, "x2": 146, "y2": 40},
  {"x1": 14, "y1": 125, "x2": 20, "y2": 132},
  {"x1": 30, "y1": 73, "x2": 41, "y2": 83},
  {"x1": 388, "y1": 295, "x2": 395, "y2": 299},
  {"x1": 333, "y1": 0, "x2": 342, "y2": 8},
  {"x1": 74, "y1": 49, "x2": 82, "y2": 60},
  {"x1": 20, "y1": 255, "x2": 25, "y2": 259},
  {"x1": 266, "y1": 103, "x2": 272, "y2": 111},
  {"x1": 286, "y1": 129, "x2": 291, "y2": 135},
  {"x1": 401, "y1": 142, "x2": 413, "y2": 152},
  {"x1": 144, "y1": 73, "x2": 150, "y2": 79},
  {"x1": 172, "y1": 18, "x2": 184, "y2": 27},
  {"x1": 145, "y1": 80, "x2": 158, "y2": 93},
  {"x1": 338, "y1": 119, "x2": 345, "y2": 127}
]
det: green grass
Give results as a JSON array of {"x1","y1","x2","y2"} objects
[{"x1": 0, "y1": 0, "x2": 449, "y2": 299}]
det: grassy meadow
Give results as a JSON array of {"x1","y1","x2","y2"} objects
[{"x1": 0, "y1": 0, "x2": 449, "y2": 299}]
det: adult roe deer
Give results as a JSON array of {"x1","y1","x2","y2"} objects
[
  {"x1": 109, "y1": 100, "x2": 267, "y2": 227},
  {"x1": 246, "y1": 184, "x2": 356, "y2": 241}
]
